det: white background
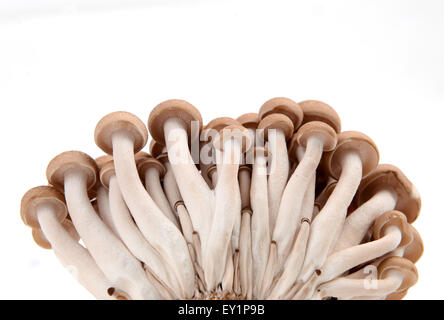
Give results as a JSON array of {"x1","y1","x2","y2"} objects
[{"x1": 0, "y1": 0, "x2": 442, "y2": 299}]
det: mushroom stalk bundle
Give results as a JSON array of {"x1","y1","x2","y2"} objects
[{"x1": 21, "y1": 98, "x2": 423, "y2": 300}]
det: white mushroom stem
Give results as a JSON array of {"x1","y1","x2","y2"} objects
[
  {"x1": 333, "y1": 189, "x2": 397, "y2": 252},
  {"x1": 296, "y1": 225, "x2": 402, "y2": 299},
  {"x1": 267, "y1": 129, "x2": 290, "y2": 233},
  {"x1": 96, "y1": 186, "x2": 119, "y2": 235},
  {"x1": 161, "y1": 159, "x2": 182, "y2": 218},
  {"x1": 222, "y1": 245, "x2": 234, "y2": 293},
  {"x1": 143, "y1": 167, "x2": 179, "y2": 228},
  {"x1": 258, "y1": 241, "x2": 277, "y2": 298},
  {"x1": 164, "y1": 118, "x2": 214, "y2": 243},
  {"x1": 268, "y1": 220, "x2": 310, "y2": 299},
  {"x1": 273, "y1": 136, "x2": 324, "y2": 271},
  {"x1": 250, "y1": 152, "x2": 270, "y2": 298},
  {"x1": 239, "y1": 210, "x2": 253, "y2": 299},
  {"x1": 36, "y1": 204, "x2": 112, "y2": 300},
  {"x1": 314, "y1": 270, "x2": 404, "y2": 300},
  {"x1": 176, "y1": 204, "x2": 194, "y2": 244},
  {"x1": 300, "y1": 152, "x2": 363, "y2": 282},
  {"x1": 107, "y1": 175, "x2": 181, "y2": 298},
  {"x1": 111, "y1": 131, "x2": 195, "y2": 298},
  {"x1": 203, "y1": 138, "x2": 242, "y2": 290},
  {"x1": 63, "y1": 170, "x2": 159, "y2": 299}
]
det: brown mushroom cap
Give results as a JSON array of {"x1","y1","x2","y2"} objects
[
  {"x1": 386, "y1": 289, "x2": 408, "y2": 300},
  {"x1": 95, "y1": 111, "x2": 148, "y2": 155},
  {"x1": 354, "y1": 164, "x2": 421, "y2": 223},
  {"x1": 372, "y1": 210, "x2": 413, "y2": 248},
  {"x1": 46, "y1": 151, "x2": 99, "y2": 193},
  {"x1": 204, "y1": 117, "x2": 240, "y2": 140},
  {"x1": 258, "y1": 113, "x2": 294, "y2": 141},
  {"x1": 314, "y1": 180, "x2": 337, "y2": 210},
  {"x1": 252, "y1": 146, "x2": 270, "y2": 158},
  {"x1": 213, "y1": 124, "x2": 253, "y2": 153},
  {"x1": 403, "y1": 224, "x2": 423, "y2": 263},
  {"x1": 298, "y1": 100, "x2": 341, "y2": 133},
  {"x1": 149, "y1": 140, "x2": 165, "y2": 159},
  {"x1": 95, "y1": 155, "x2": 113, "y2": 171},
  {"x1": 32, "y1": 219, "x2": 80, "y2": 249},
  {"x1": 323, "y1": 131, "x2": 379, "y2": 180},
  {"x1": 21, "y1": 186, "x2": 67, "y2": 229},
  {"x1": 294, "y1": 121, "x2": 338, "y2": 152},
  {"x1": 378, "y1": 257, "x2": 418, "y2": 293},
  {"x1": 138, "y1": 157, "x2": 166, "y2": 178},
  {"x1": 134, "y1": 151, "x2": 151, "y2": 167},
  {"x1": 99, "y1": 160, "x2": 116, "y2": 189},
  {"x1": 258, "y1": 97, "x2": 304, "y2": 130},
  {"x1": 148, "y1": 99, "x2": 203, "y2": 145},
  {"x1": 237, "y1": 113, "x2": 260, "y2": 130}
]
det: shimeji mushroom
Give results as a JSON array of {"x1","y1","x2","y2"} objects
[
  {"x1": 295, "y1": 210, "x2": 413, "y2": 299},
  {"x1": 46, "y1": 151, "x2": 160, "y2": 299},
  {"x1": 21, "y1": 186, "x2": 113, "y2": 299},
  {"x1": 22, "y1": 96, "x2": 423, "y2": 300},
  {"x1": 258, "y1": 98, "x2": 303, "y2": 232},
  {"x1": 334, "y1": 164, "x2": 421, "y2": 252},
  {"x1": 99, "y1": 159, "x2": 181, "y2": 298},
  {"x1": 300, "y1": 131, "x2": 379, "y2": 282},
  {"x1": 313, "y1": 257, "x2": 418, "y2": 300}
]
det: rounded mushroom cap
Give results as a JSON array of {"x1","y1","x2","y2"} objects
[
  {"x1": 294, "y1": 121, "x2": 338, "y2": 152},
  {"x1": 204, "y1": 164, "x2": 217, "y2": 181},
  {"x1": 386, "y1": 289, "x2": 408, "y2": 300},
  {"x1": 149, "y1": 140, "x2": 165, "y2": 159},
  {"x1": 99, "y1": 160, "x2": 116, "y2": 189},
  {"x1": 138, "y1": 157, "x2": 166, "y2": 178},
  {"x1": 404, "y1": 224, "x2": 424, "y2": 263},
  {"x1": 21, "y1": 186, "x2": 67, "y2": 229},
  {"x1": 203, "y1": 117, "x2": 240, "y2": 140},
  {"x1": 354, "y1": 164, "x2": 421, "y2": 223},
  {"x1": 148, "y1": 99, "x2": 203, "y2": 145},
  {"x1": 95, "y1": 111, "x2": 148, "y2": 155},
  {"x1": 378, "y1": 257, "x2": 418, "y2": 293},
  {"x1": 237, "y1": 113, "x2": 260, "y2": 130},
  {"x1": 258, "y1": 97, "x2": 304, "y2": 130},
  {"x1": 134, "y1": 151, "x2": 151, "y2": 167},
  {"x1": 258, "y1": 113, "x2": 294, "y2": 141},
  {"x1": 46, "y1": 151, "x2": 98, "y2": 192},
  {"x1": 324, "y1": 131, "x2": 379, "y2": 180},
  {"x1": 372, "y1": 210, "x2": 413, "y2": 248},
  {"x1": 32, "y1": 219, "x2": 80, "y2": 249},
  {"x1": 314, "y1": 180, "x2": 337, "y2": 211},
  {"x1": 95, "y1": 155, "x2": 113, "y2": 170},
  {"x1": 213, "y1": 124, "x2": 253, "y2": 153},
  {"x1": 298, "y1": 100, "x2": 341, "y2": 133},
  {"x1": 252, "y1": 146, "x2": 270, "y2": 159}
]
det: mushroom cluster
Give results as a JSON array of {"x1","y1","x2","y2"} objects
[{"x1": 20, "y1": 98, "x2": 423, "y2": 300}]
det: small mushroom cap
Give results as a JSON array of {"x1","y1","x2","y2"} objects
[
  {"x1": 314, "y1": 180, "x2": 337, "y2": 210},
  {"x1": 99, "y1": 160, "x2": 116, "y2": 189},
  {"x1": 47, "y1": 151, "x2": 99, "y2": 193},
  {"x1": 213, "y1": 124, "x2": 253, "y2": 153},
  {"x1": 203, "y1": 117, "x2": 240, "y2": 140},
  {"x1": 378, "y1": 257, "x2": 418, "y2": 293},
  {"x1": 156, "y1": 152, "x2": 169, "y2": 163},
  {"x1": 298, "y1": 100, "x2": 341, "y2": 133},
  {"x1": 95, "y1": 111, "x2": 148, "y2": 155},
  {"x1": 138, "y1": 157, "x2": 166, "y2": 178},
  {"x1": 258, "y1": 97, "x2": 304, "y2": 130},
  {"x1": 32, "y1": 219, "x2": 80, "y2": 249},
  {"x1": 237, "y1": 113, "x2": 260, "y2": 130},
  {"x1": 21, "y1": 186, "x2": 67, "y2": 229},
  {"x1": 372, "y1": 210, "x2": 413, "y2": 248},
  {"x1": 252, "y1": 146, "x2": 270, "y2": 158},
  {"x1": 134, "y1": 151, "x2": 151, "y2": 167},
  {"x1": 324, "y1": 131, "x2": 379, "y2": 180},
  {"x1": 354, "y1": 164, "x2": 421, "y2": 223},
  {"x1": 403, "y1": 225, "x2": 423, "y2": 263},
  {"x1": 148, "y1": 99, "x2": 203, "y2": 145},
  {"x1": 204, "y1": 164, "x2": 217, "y2": 181},
  {"x1": 95, "y1": 155, "x2": 113, "y2": 170},
  {"x1": 257, "y1": 113, "x2": 294, "y2": 141},
  {"x1": 149, "y1": 140, "x2": 165, "y2": 159},
  {"x1": 294, "y1": 121, "x2": 338, "y2": 152}
]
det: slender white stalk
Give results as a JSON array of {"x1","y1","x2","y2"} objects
[
  {"x1": 300, "y1": 152, "x2": 363, "y2": 282},
  {"x1": 111, "y1": 130, "x2": 195, "y2": 298},
  {"x1": 333, "y1": 189, "x2": 397, "y2": 252},
  {"x1": 96, "y1": 186, "x2": 119, "y2": 235},
  {"x1": 64, "y1": 170, "x2": 159, "y2": 300},
  {"x1": 239, "y1": 210, "x2": 253, "y2": 299}
]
